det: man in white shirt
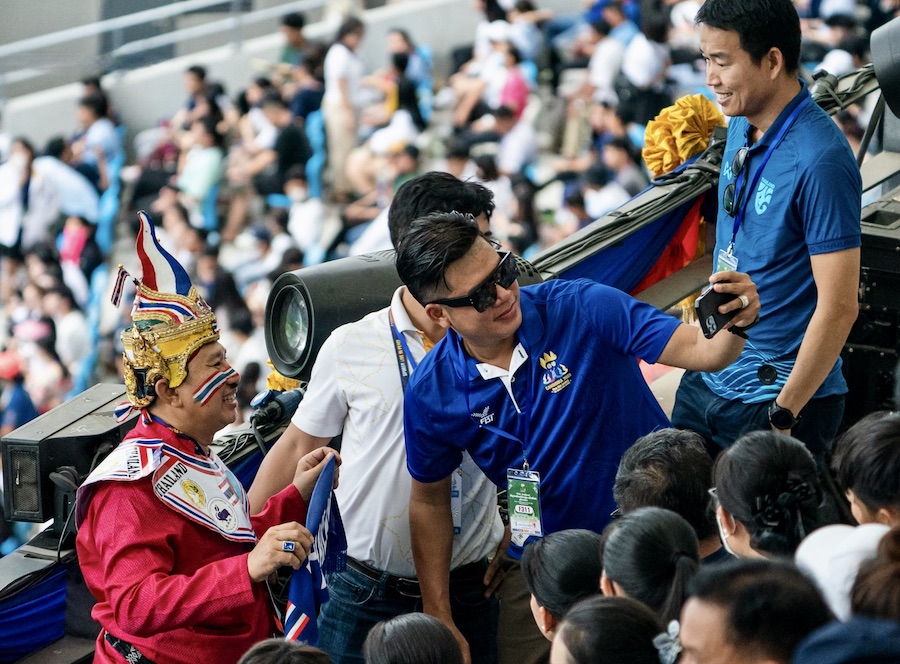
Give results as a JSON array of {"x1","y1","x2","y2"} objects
[{"x1": 249, "y1": 173, "x2": 506, "y2": 664}]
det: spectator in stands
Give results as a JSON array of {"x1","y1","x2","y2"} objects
[
  {"x1": 71, "y1": 93, "x2": 122, "y2": 190},
  {"x1": 831, "y1": 411, "x2": 900, "y2": 527},
  {"x1": 0, "y1": 350, "x2": 39, "y2": 437},
  {"x1": 239, "y1": 639, "x2": 332, "y2": 664},
  {"x1": 224, "y1": 93, "x2": 311, "y2": 242},
  {"x1": 602, "y1": 136, "x2": 647, "y2": 196},
  {"x1": 59, "y1": 214, "x2": 103, "y2": 288},
  {"x1": 613, "y1": 428, "x2": 731, "y2": 564},
  {"x1": 323, "y1": 16, "x2": 367, "y2": 203},
  {"x1": 36, "y1": 137, "x2": 100, "y2": 224},
  {"x1": 581, "y1": 162, "x2": 629, "y2": 218},
  {"x1": 549, "y1": 596, "x2": 663, "y2": 664},
  {"x1": 280, "y1": 12, "x2": 308, "y2": 67},
  {"x1": 491, "y1": 104, "x2": 537, "y2": 176},
  {"x1": 520, "y1": 529, "x2": 603, "y2": 641},
  {"x1": 617, "y1": 13, "x2": 672, "y2": 125},
  {"x1": 679, "y1": 560, "x2": 833, "y2": 664},
  {"x1": 42, "y1": 284, "x2": 89, "y2": 380},
  {"x1": 174, "y1": 115, "x2": 225, "y2": 219},
  {"x1": 386, "y1": 28, "x2": 433, "y2": 93},
  {"x1": 363, "y1": 614, "x2": 464, "y2": 664},
  {"x1": 601, "y1": 507, "x2": 699, "y2": 623},
  {"x1": 289, "y1": 44, "x2": 328, "y2": 122},
  {"x1": 282, "y1": 165, "x2": 326, "y2": 258},
  {"x1": 0, "y1": 138, "x2": 60, "y2": 303},
  {"x1": 710, "y1": 431, "x2": 824, "y2": 558},
  {"x1": 170, "y1": 65, "x2": 209, "y2": 133}
]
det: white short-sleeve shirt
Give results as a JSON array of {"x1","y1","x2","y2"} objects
[{"x1": 291, "y1": 287, "x2": 504, "y2": 577}]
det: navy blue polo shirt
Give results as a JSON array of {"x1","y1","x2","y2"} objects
[
  {"x1": 404, "y1": 279, "x2": 679, "y2": 556},
  {"x1": 703, "y1": 81, "x2": 861, "y2": 403}
]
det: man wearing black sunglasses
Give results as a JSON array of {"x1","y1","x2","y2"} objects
[
  {"x1": 671, "y1": 0, "x2": 861, "y2": 461},
  {"x1": 396, "y1": 210, "x2": 758, "y2": 662}
]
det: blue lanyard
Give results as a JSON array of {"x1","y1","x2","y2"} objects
[
  {"x1": 389, "y1": 309, "x2": 418, "y2": 391},
  {"x1": 728, "y1": 94, "x2": 810, "y2": 252},
  {"x1": 458, "y1": 339, "x2": 535, "y2": 470}
]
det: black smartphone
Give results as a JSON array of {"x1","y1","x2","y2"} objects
[{"x1": 695, "y1": 285, "x2": 739, "y2": 338}]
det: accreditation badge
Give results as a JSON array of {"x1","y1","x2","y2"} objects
[
  {"x1": 716, "y1": 248, "x2": 739, "y2": 273},
  {"x1": 450, "y1": 466, "x2": 463, "y2": 535},
  {"x1": 507, "y1": 468, "x2": 543, "y2": 547}
]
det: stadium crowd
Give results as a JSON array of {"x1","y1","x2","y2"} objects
[{"x1": 2, "y1": 0, "x2": 900, "y2": 661}]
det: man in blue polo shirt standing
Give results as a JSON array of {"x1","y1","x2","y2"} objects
[
  {"x1": 397, "y1": 211, "x2": 759, "y2": 660},
  {"x1": 671, "y1": 0, "x2": 861, "y2": 460}
]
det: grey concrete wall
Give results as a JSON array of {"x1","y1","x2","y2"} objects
[{"x1": 3, "y1": 0, "x2": 577, "y2": 148}]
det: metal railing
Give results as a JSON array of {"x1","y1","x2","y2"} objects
[{"x1": 0, "y1": 0, "x2": 370, "y2": 101}]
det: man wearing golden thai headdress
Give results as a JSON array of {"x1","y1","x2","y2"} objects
[{"x1": 75, "y1": 211, "x2": 338, "y2": 664}]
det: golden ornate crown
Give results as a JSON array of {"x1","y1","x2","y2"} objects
[{"x1": 116, "y1": 212, "x2": 219, "y2": 409}]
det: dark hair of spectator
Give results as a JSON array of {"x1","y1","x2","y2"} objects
[
  {"x1": 474, "y1": 154, "x2": 500, "y2": 182},
  {"x1": 555, "y1": 596, "x2": 663, "y2": 664},
  {"x1": 186, "y1": 65, "x2": 207, "y2": 81},
  {"x1": 521, "y1": 529, "x2": 603, "y2": 620},
  {"x1": 238, "y1": 638, "x2": 332, "y2": 664},
  {"x1": 44, "y1": 136, "x2": 66, "y2": 160},
  {"x1": 281, "y1": 12, "x2": 305, "y2": 30},
  {"x1": 389, "y1": 28, "x2": 415, "y2": 50},
  {"x1": 388, "y1": 172, "x2": 494, "y2": 250},
  {"x1": 494, "y1": 105, "x2": 517, "y2": 121},
  {"x1": 303, "y1": 43, "x2": 329, "y2": 82},
  {"x1": 363, "y1": 613, "x2": 463, "y2": 664},
  {"x1": 391, "y1": 52, "x2": 410, "y2": 74},
  {"x1": 81, "y1": 75, "x2": 102, "y2": 90},
  {"x1": 851, "y1": 526, "x2": 900, "y2": 622},
  {"x1": 260, "y1": 91, "x2": 288, "y2": 111},
  {"x1": 335, "y1": 16, "x2": 365, "y2": 45},
  {"x1": 395, "y1": 210, "x2": 482, "y2": 304},
  {"x1": 695, "y1": 0, "x2": 801, "y2": 73},
  {"x1": 284, "y1": 164, "x2": 308, "y2": 184},
  {"x1": 506, "y1": 43, "x2": 522, "y2": 65},
  {"x1": 832, "y1": 412, "x2": 900, "y2": 516},
  {"x1": 515, "y1": 1, "x2": 537, "y2": 12},
  {"x1": 590, "y1": 18, "x2": 612, "y2": 37},
  {"x1": 613, "y1": 428, "x2": 717, "y2": 541},
  {"x1": 79, "y1": 93, "x2": 109, "y2": 120},
  {"x1": 564, "y1": 190, "x2": 585, "y2": 209},
  {"x1": 195, "y1": 115, "x2": 225, "y2": 149},
  {"x1": 687, "y1": 559, "x2": 833, "y2": 662},
  {"x1": 483, "y1": 0, "x2": 507, "y2": 23},
  {"x1": 713, "y1": 431, "x2": 821, "y2": 556},
  {"x1": 602, "y1": 507, "x2": 699, "y2": 623}
]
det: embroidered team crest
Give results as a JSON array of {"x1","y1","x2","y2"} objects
[
  {"x1": 540, "y1": 352, "x2": 572, "y2": 393},
  {"x1": 182, "y1": 479, "x2": 206, "y2": 507},
  {"x1": 755, "y1": 176, "x2": 775, "y2": 214},
  {"x1": 471, "y1": 406, "x2": 495, "y2": 426}
]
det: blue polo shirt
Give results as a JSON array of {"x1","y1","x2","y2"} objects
[
  {"x1": 404, "y1": 279, "x2": 679, "y2": 556},
  {"x1": 703, "y1": 81, "x2": 861, "y2": 404}
]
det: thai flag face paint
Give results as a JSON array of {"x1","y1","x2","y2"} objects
[{"x1": 193, "y1": 367, "x2": 237, "y2": 405}]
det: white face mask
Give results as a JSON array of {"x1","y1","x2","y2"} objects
[{"x1": 715, "y1": 512, "x2": 739, "y2": 557}]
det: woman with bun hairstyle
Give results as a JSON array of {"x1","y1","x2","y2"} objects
[
  {"x1": 520, "y1": 529, "x2": 603, "y2": 640},
  {"x1": 711, "y1": 430, "x2": 823, "y2": 558},
  {"x1": 600, "y1": 506, "x2": 699, "y2": 623},
  {"x1": 851, "y1": 525, "x2": 900, "y2": 622}
]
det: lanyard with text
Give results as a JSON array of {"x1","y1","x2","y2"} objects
[
  {"x1": 391, "y1": 310, "x2": 463, "y2": 533},
  {"x1": 726, "y1": 93, "x2": 811, "y2": 256},
  {"x1": 389, "y1": 309, "x2": 418, "y2": 391},
  {"x1": 460, "y1": 341, "x2": 543, "y2": 547}
]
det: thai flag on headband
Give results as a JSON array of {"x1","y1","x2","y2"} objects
[
  {"x1": 136, "y1": 210, "x2": 194, "y2": 297},
  {"x1": 283, "y1": 455, "x2": 346, "y2": 644}
]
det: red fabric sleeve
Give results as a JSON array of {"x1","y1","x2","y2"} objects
[{"x1": 250, "y1": 482, "x2": 308, "y2": 534}]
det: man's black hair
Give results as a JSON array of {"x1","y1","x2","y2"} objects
[
  {"x1": 687, "y1": 559, "x2": 833, "y2": 662},
  {"x1": 281, "y1": 12, "x2": 305, "y2": 30},
  {"x1": 81, "y1": 75, "x2": 102, "y2": 90},
  {"x1": 79, "y1": 93, "x2": 108, "y2": 120},
  {"x1": 388, "y1": 172, "x2": 494, "y2": 250},
  {"x1": 260, "y1": 91, "x2": 288, "y2": 110},
  {"x1": 696, "y1": 0, "x2": 802, "y2": 73},
  {"x1": 614, "y1": 428, "x2": 717, "y2": 541},
  {"x1": 831, "y1": 411, "x2": 900, "y2": 515},
  {"x1": 335, "y1": 16, "x2": 365, "y2": 44},
  {"x1": 394, "y1": 210, "x2": 482, "y2": 305},
  {"x1": 44, "y1": 136, "x2": 66, "y2": 160},
  {"x1": 186, "y1": 65, "x2": 207, "y2": 81},
  {"x1": 590, "y1": 18, "x2": 612, "y2": 37}
]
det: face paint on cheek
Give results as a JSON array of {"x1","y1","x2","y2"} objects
[{"x1": 193, "y1": 367, "x2": 237, "y2": 405}]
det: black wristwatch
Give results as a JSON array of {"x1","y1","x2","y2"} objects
[{"x1": 768, "y1": 401, "x2": 799, "y2": 430}]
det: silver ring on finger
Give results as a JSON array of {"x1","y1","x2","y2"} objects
[
  {"x1": 282, "y1": 541, "x2": 296, "y2": 553},
  {"x1": 738, "y1": 294, "x2": 750, "y2": 309}
]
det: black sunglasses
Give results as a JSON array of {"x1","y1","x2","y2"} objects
[
  {"x1": 429, "y1": 251, "x2": 519, "y2": 313},
  {"x1": 723, "y1": 146, "x2": 750, "y2": 217}
]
